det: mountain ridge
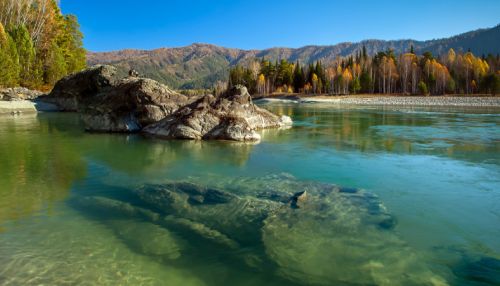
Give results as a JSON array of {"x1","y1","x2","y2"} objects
[{"x1": 87, "y1": 24, "x2": 500, "y2": 89}]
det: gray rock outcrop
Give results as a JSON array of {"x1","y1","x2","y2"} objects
[
  {"x1": 81, "y1": 77, "x2": 190, "y2": 132},
  {"x1": 143, "y1": 85, "x2": 292, "y2": 141},
  {"x1": 39, "y1": 65, "x2": 119, "y2": 111}
]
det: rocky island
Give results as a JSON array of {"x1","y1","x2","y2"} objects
[
  {"x1": 38, "y1": 65, "x2": 292, "y2": 141},
  {"x1": 143, "y1": 85, "x2": 292, "y2": 141}
]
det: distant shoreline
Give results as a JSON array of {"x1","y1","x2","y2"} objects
[{"x1": 254, "y1": 94, "x2": 500, "y2": 108}]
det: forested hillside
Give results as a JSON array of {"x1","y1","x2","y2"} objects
[
  {"x1": 0, "y1": 0, "x2": 86, "y2": 89},
  {"x1": 87, "y1": 25, "x2": 500, "y2": 89},
  {"x1": 228, "y1": 49, "x2": 500, "y2": 96}
]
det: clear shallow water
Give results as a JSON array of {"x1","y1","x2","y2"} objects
[{"x1": 0, "y1": 104, "x2": 499, "y2": 285}]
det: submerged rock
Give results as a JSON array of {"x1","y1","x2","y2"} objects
[
  {"x1": 290, "y1": 190, "x2": 307, "y2": 209},
  {"x1": 73, "y1": 196, "x2": 182, "y2": 259},
  {"x1": 452, "y1": 254, "x2": 500, "y2": 285},
  {"x1": 258, "y1": 181, "x2": 445, "y2": 285},
  {"x1": 81, "y1": 77, "x2": 190, "y2": 132},
  {"x1": 135, "y1": 182, "x2": 282, "y2": 245},
  {"x1": 75, "y1": 196, "x2": 160, "y2": 221},
  {"x1": 74, "y1": 195, "x2": 239, "y2": 250},
  {"x1": 163, "y1": 215, "x2": 239, "y2": 249},
  {"x1": 40, "y1": 65, "x2": 119, "y2": 111},
  {"x1": 72, "y1": 175, "x2": 448, "y2": 285},
  {"x1": 108, "y1": 220, "x2": 182, "y2": 260},
  {"x1": 143, "y1": 85, "x2": 292, "y2": 141}
]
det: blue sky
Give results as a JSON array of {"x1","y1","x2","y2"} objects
[{"x1": 60, "y1": 0, "x2": 500, "y2": 52}]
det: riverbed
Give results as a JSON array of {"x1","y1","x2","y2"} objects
[{"x1": 0, "y1": 103, "x2": 499, "y2": 285}]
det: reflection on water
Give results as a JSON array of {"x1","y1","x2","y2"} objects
[
  {"x1": 0, "y1": 105, "x2": 499, "y2": 285},
  {"x1": 0, "y1": 115, "x2": 86, "y2": 233},
  {"x1": 262, "y1": 104, "x2": 500, "y2": 164}
]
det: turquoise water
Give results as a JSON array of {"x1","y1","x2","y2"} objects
[{"x1": 0, "y1": 103, "x2": 499, "y2": 285}]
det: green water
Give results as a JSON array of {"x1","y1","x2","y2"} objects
[{"x1": 0, "y1": 104, "x2": 499, "y2": 285}]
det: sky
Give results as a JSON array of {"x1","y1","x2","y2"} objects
[{"x1": 60, "y1": 0, "x2": 500, "y2": 52}]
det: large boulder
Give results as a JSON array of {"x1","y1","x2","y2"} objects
[
  {"x1": 143, "y1": 85, "x2": 292, "y2": 141},
  {"x1": 40, "y1": 65, "x2": 119, "y2": 111},
  {"x1": 81, "y1": 77, "x2": 190, "y2": 132}
]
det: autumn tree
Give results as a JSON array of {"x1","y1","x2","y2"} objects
[
  {"x1": 400, "y1": 53, "x2": 416, "y2": 94},
  {"x1": 0, "y1": 0, "x2": 86, "y2": 88},
  {"x1": 326, "y1": 66, "x2": 336, "y2": 93},
  {"x1": 226, "y1": 47, "x2": 497, "y2": 96},
  {"x1": 311, "y1": 73, "x2": 318, "y2": 94},
  {"x1": 257, "y1": 74, "x2": 266, "y2": 95},
  {"x1": 342, "y1": 68, "x2": 352, "y2": 94},
  {"x1": 411, "y1": 62, "x2": 420, "y2": 94}
]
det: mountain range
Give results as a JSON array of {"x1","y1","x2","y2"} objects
[{"x1": 87, "y1": 24, "x2": 500, "y2": 89}]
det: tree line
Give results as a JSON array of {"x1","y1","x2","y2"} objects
[
  {"x1": 0, "y1": 0, "x2": 86, "y2": 89},
  {"x1": 228, "y1": 46, "x2": 500, "y2": 96}
]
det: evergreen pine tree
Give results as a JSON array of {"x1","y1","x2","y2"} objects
[
  {"x1": 46, "y1": 41, "x2": 68, "y2": 85},
  {"x1": 359, "y1": 71, "x2": 372, "y2": 93},
  {"x1": 57, "y1": 15, "x2": 86, "y2": 74},
  {"x1": 0, "y1": 23, "x2": 20, "y2": 87},
  {"x1": 9, "y1": 25, "x2": 41, "y2": 88}
]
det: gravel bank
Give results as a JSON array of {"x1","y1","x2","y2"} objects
[
  {"x1": 0, "y1": 100, "x2": 37, "y2": 115},
  {"x1": 257, "y1": 96, "x2": 500, "y2": 108}
]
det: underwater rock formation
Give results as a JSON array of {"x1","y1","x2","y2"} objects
[
  {"x1": 135, "y1": 182, "x2": 282, "y2": 245},
  {"x1": 108, "y1": 220, "x2": 182, "y2": 260},
  {"x1": 72, "y1": 175, "x2": 449, "y2": 285}
]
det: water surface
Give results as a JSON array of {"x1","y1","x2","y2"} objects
[{"x1": 0, "y1": 103, "x2": 499, "y2": 285}]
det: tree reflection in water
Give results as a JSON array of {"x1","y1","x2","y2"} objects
[{"x1": 0, "y1": 114, "x2": 87, "y2": 232}]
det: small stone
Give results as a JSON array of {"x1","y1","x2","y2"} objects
[{"x1": 291, "y1": 190, "x2": 307, "y2": 208}]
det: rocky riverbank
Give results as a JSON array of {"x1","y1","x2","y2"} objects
[
  {"x1": 256, "y1": 95, "x2": 500, "y2": 108},
  {"x1": 0, "y1": 87, "x2": 44, "y2": 101},
  {"x1": 0, "y1": 87, "x2": 44, "y2": 115}
]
